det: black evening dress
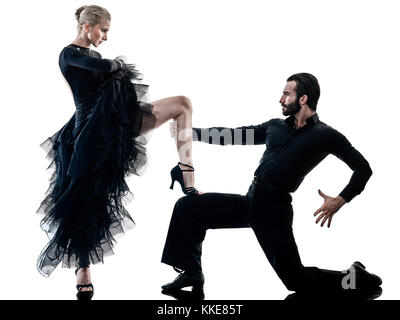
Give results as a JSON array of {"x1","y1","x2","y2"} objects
[{"x1": 36, "y1": 44, "x2": 155, "y2": 277}]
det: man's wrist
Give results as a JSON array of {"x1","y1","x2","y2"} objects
[{"x1": 336, "y1": 195, "x2": 347, "y2": 205}]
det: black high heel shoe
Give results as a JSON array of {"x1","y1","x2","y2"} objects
[
  {"x1": 75, "y1": 266, "x2": 94, "y2": 301},
  {"x1": 170, "y1": 162, "x2": 199, "y2": 195}
]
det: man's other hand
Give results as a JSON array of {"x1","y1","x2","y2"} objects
[{"x1": 313, "y1": 189, "x2": 347, "y2": 228}]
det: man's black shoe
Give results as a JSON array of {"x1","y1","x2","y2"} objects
[
  {"x1": 350, "y1": 261, "x2": 382, "y2": 290},
  {"x1": 162, "y1": 271, "x2": 204, "y2": 292}
]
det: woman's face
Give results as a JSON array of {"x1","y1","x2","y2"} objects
[{"x1": 85, "y1": 19, "x2": 110, "y2": 47}]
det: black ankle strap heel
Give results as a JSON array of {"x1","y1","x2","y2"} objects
[
  {"x1": 76, "y1": 284, "x2": 94, "y2": 301},
  {"x1": 170, "y1": 162, "x2": 199, "y2": 196},
  {"x1": 75, "y1": 266, "x2": 94, "y2": 300}
]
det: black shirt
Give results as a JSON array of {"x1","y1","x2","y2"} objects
[
  {"x1": 58, "y1": 44, "x2": 121, "y2": 108},
  {"x1": 193, "y1": 113, "x2": 372, "y2": 202}
]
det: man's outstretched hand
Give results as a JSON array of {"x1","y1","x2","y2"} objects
[
  {"x1": 313, "y1": 189, "x2": 347, "y2": 228},
  {"x1": 170, "y1": 121, "x2": 177, "y2": 139}
]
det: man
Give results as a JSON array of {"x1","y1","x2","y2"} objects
[{"x1": 161, "y1": 73, "x2": 381, "y2": 296}]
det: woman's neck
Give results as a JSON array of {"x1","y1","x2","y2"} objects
[{"x1": 71, "y1": 37, "x2": 91, "y2": 49}]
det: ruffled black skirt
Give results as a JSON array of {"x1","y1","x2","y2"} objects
[{"x1": 36, "y1": 63, "x2": 154, "y2": 277}]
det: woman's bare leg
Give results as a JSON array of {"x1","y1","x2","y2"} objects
[
  {"x1": 76, "y1": 267, "x2": 92, "y2": 292},
  {"x1": 140, "y1": 96, "x2": 195, "y2": 189}
]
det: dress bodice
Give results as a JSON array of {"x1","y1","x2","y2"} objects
[{"x1": 58, "y1": 44, "x2": 120, "y2": 108}]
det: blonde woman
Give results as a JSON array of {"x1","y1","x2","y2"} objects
[{"x1": 37, "y1": 5, "x2": 199, "y2": 300}]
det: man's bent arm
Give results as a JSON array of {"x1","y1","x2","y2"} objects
[
  {"x1": 327, "y1": 128, "x2": 373, "y2": 202},
  {"x1": 192, "y1": 121, "x2": 270, "y2": 146}
]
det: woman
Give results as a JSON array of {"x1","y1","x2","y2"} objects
[{"x1": 36, "y1": 5, "x2": 199, "y2": 300}]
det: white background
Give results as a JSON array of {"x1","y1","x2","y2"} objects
[{"x1": 1, "y1": 0, "x2": 399, "y2": 300}]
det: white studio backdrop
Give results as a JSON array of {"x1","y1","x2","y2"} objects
[{"x1": 0, "y1": 0, "x2": 399, "y2": 299}]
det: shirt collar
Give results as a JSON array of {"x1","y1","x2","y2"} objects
[{"x1": 284, "y1": 113, "x2": 319, "y2": 127}]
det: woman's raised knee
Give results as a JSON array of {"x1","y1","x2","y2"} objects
[{"x1": 176, "y1": 95, "x2": 192, "y2": 113}]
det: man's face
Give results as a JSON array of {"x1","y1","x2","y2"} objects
[{"x1": 279, "y1": 81, "x2": 301, "y2": 116}]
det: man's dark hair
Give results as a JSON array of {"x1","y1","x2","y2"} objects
[{"x1": 287, "y1": 73, "x2": 320, "y2": 111}]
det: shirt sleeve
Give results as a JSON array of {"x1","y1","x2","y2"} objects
[
  {"x1": 192, "y1": 121, "x2": 270, "y2": 146},
  {"x1": 327, "y1": 128, "x2": 373, "y2": 202},
  {"x1": 63, "y1": 47, "x2": 121, "y2": 73}
]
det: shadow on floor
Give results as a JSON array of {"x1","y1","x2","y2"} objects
[
  {"x1": 285, "y1": 287, "x2": 383, "y2": 301},
  {"x1": 161, "y1": 288, "x2": 205, "y2": 301},
  {"x1": 161, "y1": 287, "x2": 383, "y2": 301}
]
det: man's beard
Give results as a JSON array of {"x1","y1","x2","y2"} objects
[{"x1": 282, "y1": 98, "x2": 301, "y2": 116}]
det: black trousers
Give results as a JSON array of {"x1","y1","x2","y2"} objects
[{"x1": 161, "y1": 181, "x2": 346, "y2": 292}]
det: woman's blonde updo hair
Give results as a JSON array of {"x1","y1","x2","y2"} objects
[{"x1": 75, "y1": 5, "x2": 111, "y2": 32}]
